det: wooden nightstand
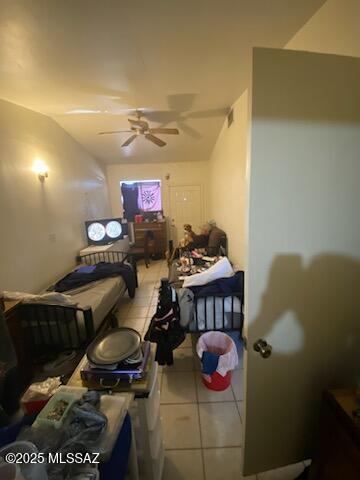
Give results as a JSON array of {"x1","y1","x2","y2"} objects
[
  {"x1": 133, "y1": 221, "x2": 167, "y2": 258},
  {"x1": 309, "y1": 389, "x2": 360, "y2": 479}
]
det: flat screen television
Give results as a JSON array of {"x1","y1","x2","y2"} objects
[{"x1": 85, "y1": 218, "x2": 128, "y2": 245}]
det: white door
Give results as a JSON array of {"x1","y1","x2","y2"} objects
[
  {"x1": 243, "y1": 48, "x2": 360, "y2": 475},
  {"x1": 169, "y1": 185, "x2": 204, "y2": 246}
]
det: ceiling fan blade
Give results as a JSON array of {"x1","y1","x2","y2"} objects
[
  {"x1": 186, "y1": 107, "x2": 229, "y2": 119},
  {"x1": 128, "y1": 118, "x2": 149, "y2": 130},
  {"x1": 178, "y1": 121, "x2": 202, "y2": 139},
  {"x1": 98, "y1": 130, "x2": 132, "y2": 135},
  {"x1": 149, "y1": 128, "x2": 179, "y2": 135},
  {"x1": 144, "y1": 110, "x2": 175, "y2": 124},
  {"x1": 121, "y1": 134, "x2": 138, "y2": 147},
  {"x1": 145, "y1": 134, "x2": 166, "y2": 147}
]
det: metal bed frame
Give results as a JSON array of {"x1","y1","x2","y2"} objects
[
  {"x1": 78, "y1": 250, "x2": 138, "y2": 286},
  {"x1": 191, "y1": 290, "x2": 244, "y2": 334},
  {"x1": 168, "y1": 247, "x2": 244, "y2": 335},
  {"x1": 19, "y1": 250, "x2": 137, "y2": 360}
]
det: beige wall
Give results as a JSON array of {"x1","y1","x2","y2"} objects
[
  {"x1": 242, "y1": 5, "x2": 360, "y2": 473},
  {"x1": 205, "y1": 0, "x2": 360, "y2": 271},
  {"x1": 0, "y1": 99, "x2": 110, "y2": 293},
  {"x1": 106, "y1": 161, "x2": 208, "y2": 223},
  {"x1": 207, "y1": 91, "x2": 249, "y2": 268},
  {"x1": 286, "y1": 0, "x2": 360, "y2": 56},
  {"x1": 243, "y1": 47, "x2": 360, "y2": 474}
]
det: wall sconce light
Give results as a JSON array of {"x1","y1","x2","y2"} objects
[{"x1": 32, "y1": 159, "x2": 49, "y2": 181}]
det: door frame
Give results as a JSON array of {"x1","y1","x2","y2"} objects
[{"x1": 167, "y1": 182, "x2": 207, "y2": 246}]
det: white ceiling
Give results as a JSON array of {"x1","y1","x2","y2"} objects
[{"x1": 0, "y1": 0, "x2": 326, "y2": 164}]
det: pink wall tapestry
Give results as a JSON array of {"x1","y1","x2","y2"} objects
[{"x1": 138, "y1": 182, "x2": 162, "y2": 211}]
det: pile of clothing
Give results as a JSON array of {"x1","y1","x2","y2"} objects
[
  {"x1": 18, "y1": 391, "x2": 107, "y2": 480},
  {"x1": 177, "y1": 258, "x2": 244, "y2": 330},
  {"x1": 145, "y1": 279, "x2": 185, "y2": 365}
]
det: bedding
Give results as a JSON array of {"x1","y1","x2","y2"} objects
[
  {"x1": 27, "y1": 277, "x2": 127, "y2": 346},
  {"x1": 178, "y1": 271, "x2": 244, "y2": 331},
  {"x1": 182, "y1": 257, "x2": 234, "y2": 288},
  {"x1": 2, "y1": 291, "x2": 75, "y2": 306},
  {"x1": 54, "y1": 262, "x2": 136, "y2": 298},
  {"x1": 189, "y1": 296, "x2": 242, "y2": 331},
  {"x1": 70, "y1": 277, "x2": 126, "y2": 331},
  {"x1": 17, "y1": 268, "x2": 130, "y2": 350},
  {"x1": 14, "y1": 251, "x2": 138, "y2": 363},
  {"x1": 179, "y1": 290, "x2": 242, "y2": 331},
  {"x1": 5, "y1": 269, "x2": 130, "y2": 333}
]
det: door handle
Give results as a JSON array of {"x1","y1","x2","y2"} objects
[{"x1": 253, "y1": 339, "x2": 272, "y2": 359}]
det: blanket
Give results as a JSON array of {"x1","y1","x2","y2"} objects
[
  {"x1": 2, "y1": 291, "x2": 76, "y2": 306},
  {"x1": 189, "y1": 271, "x2": 244, "y2": 297},
  {"x1": 182, "y1": 257, "x2": 234, "y2": 288},
  {"x1": 53, "y1": 262, "x2": 136, "y2": 298},
  {"x1": 178, "y1": 271, "x2": 244, "y2": 328}
]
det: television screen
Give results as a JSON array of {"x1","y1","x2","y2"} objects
[{"x1": 85, "y1": 218, "x2": 128, "y2": 245}]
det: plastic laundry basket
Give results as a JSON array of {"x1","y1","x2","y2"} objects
[{"x1": 196, "y1": 332, "x2": 238, "y2": 391}]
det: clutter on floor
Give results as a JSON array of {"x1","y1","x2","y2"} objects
[
  {"x1": 145, "y1": 278, "x2": 185, "y2": 366},
  {"x1": 68, "y1": 342, "x2": 164, "y2": 480},
  {"x1": 0, "y1": 385, "x2": 134, "y2": 480},
  {"x1": 0, "y1": 324, "x2": 158, "y2": 480},
  {"x1": 81, "y1": 339, "x2": 151, "y2": 385},
  {"x1": 1, "y1": 259, "x2": 244, "y2": 480},
  {"x1": 168, "y1": 254, "x2": 245, "y2": 332}
]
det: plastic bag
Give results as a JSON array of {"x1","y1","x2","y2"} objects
[
  {"x1": 21, "y1": 377, "x2": 61, "y2": 405},
  {"x1": 196, "y1": 331, "x2": 238, "y2": 377}
]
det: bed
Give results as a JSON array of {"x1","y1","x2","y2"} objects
[
  {"x1": 169, "y1": 258, "x2": 244, "y2": 334},
  {"x1": 19, "y1": 250, "x2": 137, "y2": 359},
  {"x1": 189, "y1": 292, "x2": 243, "y2": 332}
]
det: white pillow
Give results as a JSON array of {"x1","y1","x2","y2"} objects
[{"x1": 182, "y1": 257, "x2": 234, "y2": 287}]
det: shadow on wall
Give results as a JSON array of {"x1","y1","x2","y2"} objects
[
  {"x1": 253, "y1": 48, "x2": 360, "y2": 123},
  {"x1": 248, "y1": 253, "x2": 360, "y2": 460}
]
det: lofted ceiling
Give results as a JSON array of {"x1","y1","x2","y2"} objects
[{"x1": 0, "y1": 0, "x2": 326, "y2": 164}]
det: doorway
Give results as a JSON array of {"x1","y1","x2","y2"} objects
[{"x1": 169, "y1": 185, "x2": 204, "y2": 245}]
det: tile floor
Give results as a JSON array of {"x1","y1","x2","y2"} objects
[{"x1": 116, "y1": 259, "x2": 309, "y2": 480}]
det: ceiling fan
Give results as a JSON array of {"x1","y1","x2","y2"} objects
[{"x1": 98, "y1": 110, "x2": 179, "y2": 147}]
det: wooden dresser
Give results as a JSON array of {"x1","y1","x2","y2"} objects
[
  {"x1": 309, "y1": 389, "x2": 360, "y2": 480},
  {"x1": 133, "y1": 221, "x2": 167, "y2": 258}
]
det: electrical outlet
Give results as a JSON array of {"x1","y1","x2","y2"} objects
[{"x1": 49, "y1": 233, "x2": 57, "y2": 243}]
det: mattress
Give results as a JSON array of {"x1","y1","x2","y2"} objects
[
  {"x1": 69, "y1": 276, "x2": 126, "y2": 331},
  {"x1": 27, "y1": 276, "x2": 126, "y2": 348}
]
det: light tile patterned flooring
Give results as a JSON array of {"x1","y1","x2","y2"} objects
[{"x1": 116, "y1": 260, "x2": 309, "y2": 480}]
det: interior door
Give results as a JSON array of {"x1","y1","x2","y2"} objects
[
  {"x1": 243, "y1": 48, "x2": 360, "y2": 475},
  {"x1": 169, "y1": 185, "x2": 204, "y2": 245}
]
